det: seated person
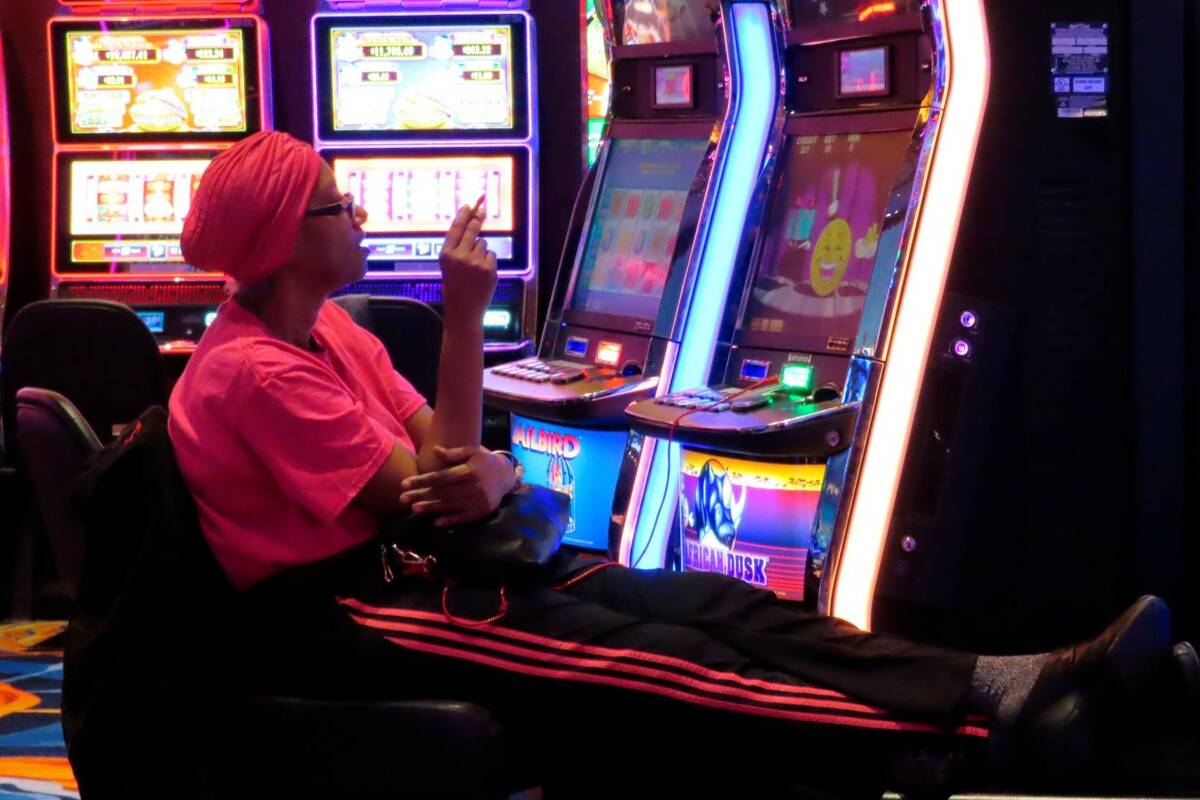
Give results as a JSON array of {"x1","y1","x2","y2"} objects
[{"x1": 169, "y1": 131, "x2": 1190, "y2": 790}]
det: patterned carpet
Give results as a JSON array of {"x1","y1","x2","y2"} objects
[{"x1": 0, "y1": 622, "x2": 76, "y2": 800}]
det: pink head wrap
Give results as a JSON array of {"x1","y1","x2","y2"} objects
[{"x1": 182, "y1": 130, "x2": 323, "y2": 285}]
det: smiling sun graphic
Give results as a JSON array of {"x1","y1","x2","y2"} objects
[{"x1": 809, "y1": 218, "x2": 852, "y2": 296}]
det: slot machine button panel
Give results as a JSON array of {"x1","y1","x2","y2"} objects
[{"x1": 730, "y1": 396, "x2": 770, "y2": 413}]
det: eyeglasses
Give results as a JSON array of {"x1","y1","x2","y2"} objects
[{"x1": 305, "y1": 193, "x2": 356, "y2": 219}]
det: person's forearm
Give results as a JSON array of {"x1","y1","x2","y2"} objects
[{"x1": 417, "y1": 319, "x2": 484, "y2": 472}]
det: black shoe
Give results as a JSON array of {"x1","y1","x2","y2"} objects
[
  {"x1": 1008, "y1": 596, "x2": 1173, "y2": 780},
  {"x1": 1174, "y1": 641, "x2": 1200, "y2": 709}
]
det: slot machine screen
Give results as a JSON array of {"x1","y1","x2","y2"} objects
[
  {"x1": 569, "y1": 138, "x2": 708, "y2": 324},
  {"x1": 653, "y1": 65, "x2": 694, "y2": 108},
  {"x1": 618, "y1": 0, "x2": 715, "y2": 45},
  {"x1": 55, "y1": 151, "x2": 216, "y2": 276},
  {"x1": 331, "y1": 148, "x2": 527, "y2": 272},
  {"x1": 838, "y1": 46, "x2": 889, "y2": 97},
  {"x1": 51, "y1": 18, "x2": 263, "y2": 142},
  {"x1": 740, "y1": 129, "x2": 911, "y2": 354},
  {"x1": 315, "y1": 14, "x2": 529, "y2": 140}
]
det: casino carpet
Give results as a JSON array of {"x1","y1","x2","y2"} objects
[{"x1": 0, "y1": 622, "x2": 77, "y2": 800}]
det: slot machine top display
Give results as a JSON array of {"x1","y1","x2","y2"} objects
[
  {"x1": 310, "y1": 11, "x2": 535, "y2": 283},
  {"x1": 48, "y1": 10, "x2": 271, "y2": 285}
]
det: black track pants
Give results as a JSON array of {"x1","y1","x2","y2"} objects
[{"x1": 234, "y1": 553, "x2": 987, "y2": 793}]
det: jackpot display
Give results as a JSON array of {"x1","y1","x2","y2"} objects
[
  {"x1": 57, "y1": 154, "x2": 212, "y2": 273},
  {"x1": 679, "y1": 450, "x2": 825, "y2": 599},
  {"x1": 570, "y1": 138, "x2": 708, "y2": 322},
  {"x1": 328, "y1": 24, "x2": 515, "y2": 132},
  {"x1": 741, "y1": 130, "x2": 910, "y2": 354},
  {"x1": 56, "y1": 25, "x2": 255, "y2": 137},
  {"x1": 333, "y1": 152, "x2": 520, "y2": 266}
]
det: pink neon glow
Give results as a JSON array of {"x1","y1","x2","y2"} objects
[
  {"x1": 0, "y1": 35, "x2": 9, "y2": 290},
  {"x1": 831, "y1": 0, "x2": 991, "y2": 630},
  {"x1": 58, "y1": 1, "x2": 264, "y2": 12}
]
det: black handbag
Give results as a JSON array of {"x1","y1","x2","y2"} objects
[{"x1": 385, "y1": 483, "x2": 571, "y2": 587}]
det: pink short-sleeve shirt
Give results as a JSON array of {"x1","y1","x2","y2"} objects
[{"x1": 168, "y1": 299, "x2": 427, "y2": 589}]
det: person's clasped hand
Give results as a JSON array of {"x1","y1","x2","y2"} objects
[{"x1": 399, "y1": 446, "x2": 519, "y2": 527}]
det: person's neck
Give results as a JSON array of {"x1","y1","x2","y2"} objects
[{"x1": 236, "y1": 275, "x2": 326, "y2": 351}]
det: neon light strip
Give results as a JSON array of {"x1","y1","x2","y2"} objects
[
  {"x1": 0, "y1": 34, "x2": 9, "y2": 290},
  {"x1": 627, "y1": 1, "x2": 781, "y2": 569},
  {"x1": 830, "y1": 0, "x2": 990, "y2": 629}
]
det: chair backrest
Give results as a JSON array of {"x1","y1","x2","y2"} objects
[
  {"x1": 63, "y1": 404, "x2": 234, "y2": 797},
  {"x1": 333, "y1": 295, "x2": 443, "y2": 405},
  {"x1": 1, "y1": 299, "x2": 168, "y2": 457},
  {"x1": 15, "y1": 387, "x2": 102, "y2": 600},
  {"x1": 369, "y1": 297, "x2": 443, "y2": 405}
]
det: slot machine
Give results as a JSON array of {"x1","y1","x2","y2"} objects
[
  {"x1": 47, "y1": 0, "x2": 273, "y2": 353},
  {"x1": 482, "y1": 0, "x2": 783, "y2": 555},
  {"x1": 624, "y1": 0, "x2": 990, "y2": 629},
  {"x1": 311, "y1": 0, "x2": 538, "y2": 361}
]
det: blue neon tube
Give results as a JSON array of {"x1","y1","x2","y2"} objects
[{"x1": 629, "y1": 1, "x2": 781, "y2": 568}]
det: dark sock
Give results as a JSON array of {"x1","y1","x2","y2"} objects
[{"x1": 966, "y1": 653, "x2": 1050, "y2": 726}]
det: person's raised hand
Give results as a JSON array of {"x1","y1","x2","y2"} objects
[{"x1": 439, "y1": 197, "x2": 497, "y2": 330}]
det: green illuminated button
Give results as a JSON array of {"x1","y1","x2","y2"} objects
[
  {"x1": 483, "y1": 309, "x2": 512, "y2": 329},
  {"x1": 780, "y1": 363, "x2": 814, "y2": 392}
]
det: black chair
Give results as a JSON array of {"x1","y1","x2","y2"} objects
[
  {"x1": 333, "y1": 295, "x2": 443, "y2": 405},
  {"x1": 14, "y1": 388, "x2": 101, "y2": 603},
  {"x1": 18, "y1": 391, "x2": 528, "y2": 798},
  {"x1": 2, "y1": 300, "x2": 166, "y2": 616},
  {"x1": 2, "y1": 299, "x2": 167, "y2": 458}
]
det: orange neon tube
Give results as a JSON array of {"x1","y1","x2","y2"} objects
[{"x1": 831, "y1": 0, "x2": 991, "y2": 630}]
